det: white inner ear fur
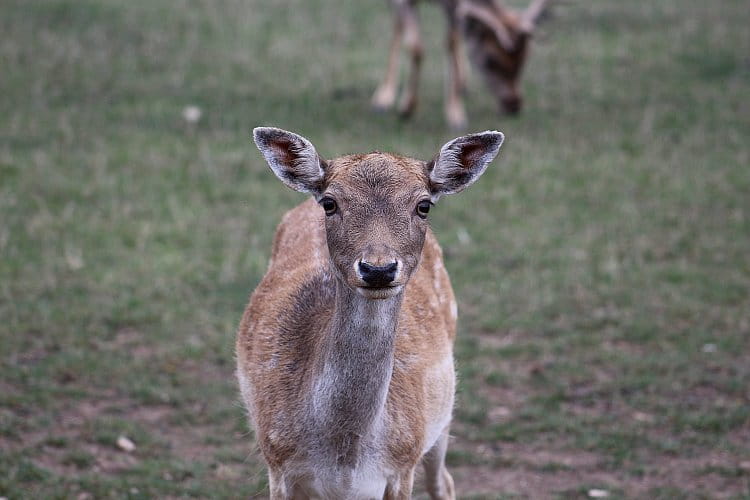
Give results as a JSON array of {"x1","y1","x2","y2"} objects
[
  {"x1": 430, "y1": 130, "x2": 504, "y2": 200},
  {"x1": 253, "y1": 127, "x2": 324, "y2": 194}
]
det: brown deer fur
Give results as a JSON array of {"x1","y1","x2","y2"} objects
[
  {"x1": 372, "y1": 0, "x2": 552, "y2": 130},
  {"x1": 237, "y1": 127, "x2": 504, "y2": 499}
]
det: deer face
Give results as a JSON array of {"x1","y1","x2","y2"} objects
[
  {"x1": 318, "y1": 154, "x2": 431, "y2": 298},
  {"x1": 459, "y1": 0, "x2": 533, "y2": 114},
  {"x1": 253, "y1": 128, "x2": 504, "y2": 299}
]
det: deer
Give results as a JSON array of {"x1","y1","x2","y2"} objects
[
  {"x1": 371, "y1": 0, "x2": 552, "y2": 130},
  {"x1": 236, "y1": 126, "x2": 504, "y2": 499}
]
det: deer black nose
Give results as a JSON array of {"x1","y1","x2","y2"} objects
[{"x1": 358, "y1": 261, "x2": 398, "y2": 287}]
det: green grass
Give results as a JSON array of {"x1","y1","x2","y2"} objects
[{"x1": 1, "y1": 0, "x2": 749, "y2": 497}]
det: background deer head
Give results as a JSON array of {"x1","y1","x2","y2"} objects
[{"x1": 458, "y1": 0, "x2": 551, "y2": 114}]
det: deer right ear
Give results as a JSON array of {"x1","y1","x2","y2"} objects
[
  {"x1": 428, "y1": 131, "x2": 504, "y2": 199},
  {"x1": 253, "y1": 127, "x2": 326, "y2": 195}
]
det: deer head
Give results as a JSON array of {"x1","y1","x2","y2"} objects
[
  {"x1": 458, "y1": 0, "x2": 551, "y2": 114},
  {"x1": 253, "y1": 127, "x2": 504, "y2": 299}
]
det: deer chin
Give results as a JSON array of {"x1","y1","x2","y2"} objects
[{"x1": 356, "y1": 285, "x2": 404, "y2": 300}]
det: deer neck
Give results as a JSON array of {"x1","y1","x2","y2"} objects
[{"x1": 309, "y1": 276, "x2": 402, "y2": 465}]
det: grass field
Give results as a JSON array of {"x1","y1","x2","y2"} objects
[{"x1": 1, "y1": 0, "x2": 749, "y2": 498}]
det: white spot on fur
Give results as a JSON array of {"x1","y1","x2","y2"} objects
[
  {"x1": 267, "y1": 429, "x2": 282, "y2": 449},
  {"x1": 265, "y1": 352, "x2": 280, "y2": 370},
  {"x1": 432, "y1": 259, "x2": 444, "y2": 294}
]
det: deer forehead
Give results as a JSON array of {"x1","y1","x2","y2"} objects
[{"x1": 325, "y1": 153, "x2": 429, "y2": 202}]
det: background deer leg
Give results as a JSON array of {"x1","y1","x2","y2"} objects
[
  {"x1": 445, "y1": 21, "x2": 468, "y2": 130},
  {"x1": 397, "y1": 2, "x2": 422, "y2": 118},
  {"x1": 442, "y1": 2, "x2": 467, "y2": 95},
  {"x1": 454, "y1": 32, "x2": 467, "y2": 94},
  {"x1": 372, "y1": 7, "x2": 404, "y2": 111},
  {"x1": 423, "y1": 427, "x2": 456, "y2": 500}
]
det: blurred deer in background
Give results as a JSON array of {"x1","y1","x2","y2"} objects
[{"x1": 372, "y1": 0, "x2": 552, "y2": 130}]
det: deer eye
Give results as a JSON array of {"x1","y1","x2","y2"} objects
[
  {"x1": 416, "y1": 200, "x2": 432, "y2": 219},
  {"x1": 320, "y1": 197, "x2": 337, "y2": 216}
]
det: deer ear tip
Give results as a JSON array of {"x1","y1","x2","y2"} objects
[
  {"x1": 479, "y1": 130, "x2": 505, "y2": 147},
  {"x1": 253, "y1": 126, "x2": 277, "y2": 140},
  {"x1": 253, "y1": 127, "x2": 295, "y2": 150},
  {"x1": 482, "y1": 129, "x2": 504, "y2": 137},
  {"x1": 252, "y1": 127, "x2": 269, "y2": 144}
]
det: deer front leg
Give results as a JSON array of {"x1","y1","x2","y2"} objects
[
  {"x1": 423, "y1": 427, "x2": 456, "y2": 500},
  {"x1": 444, "y1": 23, "x2": 468, "y2": 130},
  {"x1": 268, "y1": 469, "x2": 308, "y2": 500},
  {"x1": 397, "y1": 2, "x2": 422, "y2": 119},
  {"x1": 383, "y1": 467, "x2": 416, "y2": 500},
  {"x1": 268, "y1": 468, "x2": 285, "y2": 500},
  {"x1": 372, "y1": 7, "x2": 404, "y2": 111}
]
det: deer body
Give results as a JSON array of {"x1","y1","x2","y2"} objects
[
  {"x1": 237, "y1": 128, "x2": 504, "y2": 499},
  {"x1": 238, "y1": 199, "x2": 455, "y2": 498},
  {"x1": 372, "y1": 0, "x2": 551, "y2": 129}
]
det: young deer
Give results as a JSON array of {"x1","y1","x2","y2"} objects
[
  {"x1": 372, "y1": 0, "x2": 552, "y2": 130},
  {"x1": 237, "y1": 127, "x2": 504, "y2": 499}
]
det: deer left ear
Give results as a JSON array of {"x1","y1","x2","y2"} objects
[
  {"x1": 428, "y1": 131, "x2": 504, "y2": 198},
  {"x1": 253, "y1": 127, "x2": 327, "y2": 196}
]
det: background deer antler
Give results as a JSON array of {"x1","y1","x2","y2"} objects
[
  {"x1": 521, "y1": 0, "x2": 552, "y2": 32},
  {"x1": 457, "y1": 2, "x2": 515, "y2": 51}
]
